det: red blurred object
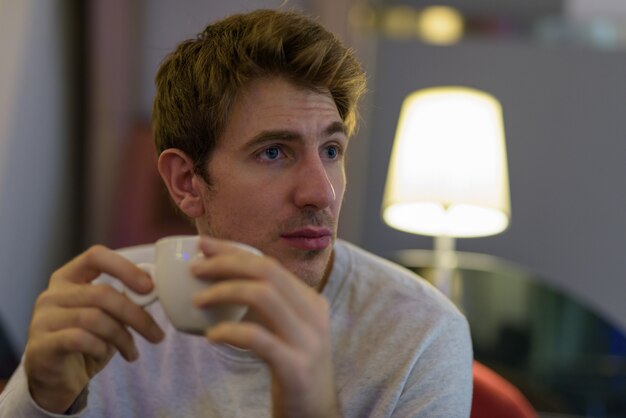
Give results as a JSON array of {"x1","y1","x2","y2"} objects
[
  {"x1": 471, "y1": 361, "x2": 537, "y2": 418},
  {"x1": 109, "y1": 122, "x2": 195, "y2": 248}
]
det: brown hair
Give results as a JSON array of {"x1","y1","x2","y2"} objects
[{"x1": 152, "y1": 9, "x2": 366, "y2": 182}]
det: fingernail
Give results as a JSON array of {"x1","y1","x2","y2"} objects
[
  {"x1": 129, "y1": 345, "x2": 139, "y2": 362},
  {"x1": 138, "y1": 276, "x2": 152, "y2": 292},
  {"x1": 151, "y1": 325, "x2": 165, "y2": 341}
]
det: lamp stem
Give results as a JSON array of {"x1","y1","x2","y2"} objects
[{"x1": 434, "y1": 235, "x2": 457, "y2": 297}]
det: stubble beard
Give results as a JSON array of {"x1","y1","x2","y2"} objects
[{"x1": 196, "y1": 208, "x2": 337, "y2": 288}]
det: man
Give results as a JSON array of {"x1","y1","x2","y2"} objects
[{"x1": 0, "y1": 9, "x2": 472, "y2": 417}]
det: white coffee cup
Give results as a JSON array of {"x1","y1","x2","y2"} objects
[{"x1": 95, "y1": 235, "x2": 260, "y2": 335}]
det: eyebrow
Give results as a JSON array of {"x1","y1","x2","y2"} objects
[
  {"x1": 246, "y1": 121, "x2": 348, "y2": 148},
  {"x1": 324, "y1": 121, "x2": 348, "y2": 137}
]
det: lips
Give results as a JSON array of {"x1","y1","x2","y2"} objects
[{"x1": 280, "y1": 227, "x2": 333, "y2": 251}]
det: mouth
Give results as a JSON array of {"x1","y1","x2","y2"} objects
[{"x1": 280, "y1": 227, "x2": 333, "y2": 251}]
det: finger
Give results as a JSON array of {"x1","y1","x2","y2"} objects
[
  {"x1": 193, "y1": 280, "x2": 305, "y2": 343},
  {"x1": 195, "y1": 237, "x2": 315, "y2": 298},
  {"x1": 206, "y1": 321, "x2": 296, "y2": 374},
  {"x1": 197, "y1": 236, "x2": 262, "y2": 258},
  {"x1": 191, "y1": 251, "x2": 322, "y2": 322},
  {"x1": 34, "y1": 328, "x2": 113, "y2": 363},
  {"x1": 31, "y1": 307, "x2": 139, "y2": 361},
  {"x1": 51, "y1": 245, "x2": 153, "y2": 294},
  {"x1": 206, "y1": 322, "x2": 324, "y2": 395},
  {"x1": 35, "y1": 283, "x2": 164, "y2": 344}
]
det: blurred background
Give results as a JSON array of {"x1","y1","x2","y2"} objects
[{"x1": 2, "y1": 0, "x2": 626, "y2": 415}]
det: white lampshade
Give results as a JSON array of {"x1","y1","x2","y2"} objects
[{"x1": 382, "y1": 86, "x2": 510, "y2": 238}]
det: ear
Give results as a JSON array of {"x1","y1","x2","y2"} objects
[{"x1": 157, "y1": 149, "x2": 206, "y2": 218}]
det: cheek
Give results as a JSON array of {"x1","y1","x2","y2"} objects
[
  {"x1": 331, "y1": 168, "x2": 346, "y2": 205},
  {"x1": 207, "y1": 188, "x2": 278, "y2": 232}
]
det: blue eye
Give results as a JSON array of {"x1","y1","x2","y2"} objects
[
  {"x1": 263, "y1": 147, "x2": 281, "y2": 160},
  {"x1": 324, "y1": 145, "x2": 339, "y2": 159}
]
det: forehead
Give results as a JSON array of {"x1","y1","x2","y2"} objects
[{"x1": 221, "y1": 77, "x2": 343, "y2": 140}]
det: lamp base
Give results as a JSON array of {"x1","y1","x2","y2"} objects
[{"x1": 434, "y1": 235, "x2": 458, "y2": 299}]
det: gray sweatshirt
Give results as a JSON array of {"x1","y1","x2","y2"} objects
[{"x1": 0, "y1": 240, "x2": 473, "y2": 417}]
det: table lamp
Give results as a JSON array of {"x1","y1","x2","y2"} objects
[{"x1": 382, "y1": 86, "x2": 510, "y2": 296}]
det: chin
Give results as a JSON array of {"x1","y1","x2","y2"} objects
[
  {"x1": 286, "y1": 251, "x2": 332, "y2": 288},
  {"x1": 293, "y1": 268, "x2": 323, "y2": 288}
]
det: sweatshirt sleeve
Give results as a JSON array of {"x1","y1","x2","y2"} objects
[{"x1": 0, "y1": 362, "x2": 86, "y2": 418}]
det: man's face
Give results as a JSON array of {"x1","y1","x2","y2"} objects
[{"x1": 195, "y1": 77, "x2": 348, "y2": 288}]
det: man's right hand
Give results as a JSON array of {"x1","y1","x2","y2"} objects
[{"x1": 23, "y1": 245, "x2": 165, "y2": 413}]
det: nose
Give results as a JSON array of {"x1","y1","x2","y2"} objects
[{"x1": 292, "y1": 155, "x2": 336, "y2": 209}]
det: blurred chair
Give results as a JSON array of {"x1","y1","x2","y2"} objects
[{"x1": 471, "y1": 361, "x2": 537, "y2": 418}]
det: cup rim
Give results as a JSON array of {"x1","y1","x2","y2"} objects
[{"x1": 155, "y1": 235, "x2": 198, "y2": 245}]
